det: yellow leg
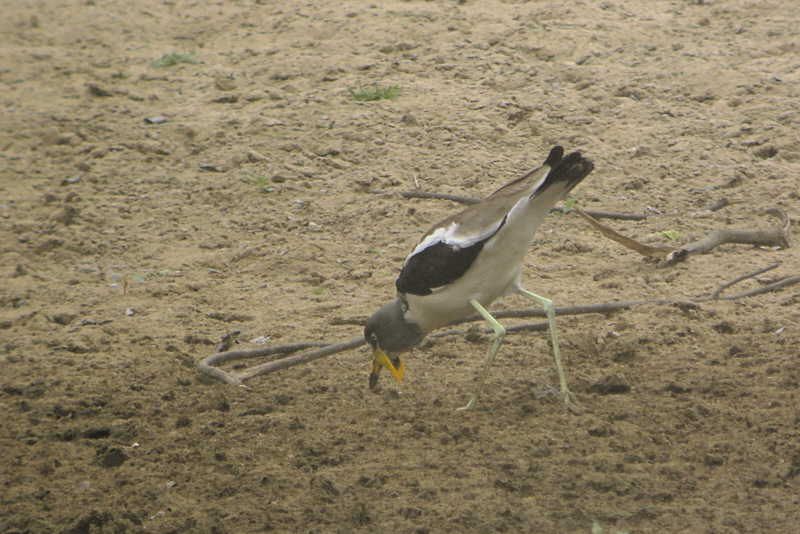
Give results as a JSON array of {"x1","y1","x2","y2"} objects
[
  {"x1": 457, "y1": 299, "x2": 506, "y2": 411},
  {"x1": 517, "y1": 288, "x2": 578, "y2": 412}
]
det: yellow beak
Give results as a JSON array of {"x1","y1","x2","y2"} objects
[{"x1": 369, "y1": 347, "x2": 405, "y2": 390}]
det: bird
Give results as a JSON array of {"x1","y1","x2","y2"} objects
[{"x1": 364, "y1": 146, "x2": 594, "y2": 410}]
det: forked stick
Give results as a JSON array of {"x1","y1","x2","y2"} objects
[
  {"x1": 575, "y1": 207, "x2": 791, "y2": 263},
  {"x1": 667, "y1": 208, "x2": 789, "y2": 264}
]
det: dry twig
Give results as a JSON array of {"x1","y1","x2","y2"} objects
[
  {"x1": 711, "y1": 263, "x2": 780, "y2": 299},
  {"x1": 665, "y1": 208, "x2": 790, "y2": 264},
  {"x1": 369, "y1": 190, "x2": 646, "y2": 220},
  {"x1": 574, "y1": 205, "x2": 791, "y2": 264},
  {"x1": 574, "y1": 208, "x2": 675, "y2": 258}
]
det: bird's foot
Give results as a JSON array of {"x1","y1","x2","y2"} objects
[
  {"x1": 456, "y1": 393, "x2": 478, "y2": 412},
  {"x1": 561, "y1": 388, "x2": 582, "y2": 414}
]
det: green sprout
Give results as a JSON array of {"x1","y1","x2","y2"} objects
[
  {"x1": 151, "y1": 52, "x2": 199, "y2": 68},
  {"x1": 661, "y1": 230, "x2": 681, "y2": 241},
  {"x1": 349, "y1": 85, "x2": 400, "y2": 102},
  {"x1": 242, "y1": 173, "x2": 275, "y2": 193},
  {"x1": 562, "y1": 197, "x2": 578, "y2": 212},
  {"x1": 253, "y1": 175, "x2": 274, "y2": 193}
]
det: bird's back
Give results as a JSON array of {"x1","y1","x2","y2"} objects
[{"x1": 397, "y1": 146, "x2": 593, "y2": 330}]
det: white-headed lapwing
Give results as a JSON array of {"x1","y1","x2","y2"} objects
[{"x1": 365, "y1": 146, "x2": 594, "y2": 410}]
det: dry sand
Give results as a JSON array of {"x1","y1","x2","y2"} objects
[{"x1": 2, "y1": 1, "x2": 799, "y2": 532}]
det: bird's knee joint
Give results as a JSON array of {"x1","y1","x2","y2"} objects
[
  {"x1": 494, "y1": 324, "x2": 506, "y2": 339},
  {"x1": 538, "y1": 298, "x2": 558, "y2": 325}
]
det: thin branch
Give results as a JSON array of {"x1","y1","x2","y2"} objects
[
  {"x1": 322, "y1": 301, "x2": 641, "y2": 328},
  {"x1": 236, "y1": 337, "x2": 365, "y2": 382},
  {"x1": 709, "y1": 275, "x2": 800, "y2": 301},
  {"x1": 711, "y1": 263, "x2": 780, "y2": 299},
  {"x1": 197, "y1": 342, "x2": 328, "y2": 385},
  {"x1": 369, "y1": 189, "x2": 646, "y2": 220},
  {"x1": 554, "y1": 208, "x2": 647, "y2": 221},
  {"x1": 450, "y1": 301, "x2": 649, "y2": 325},
  {"x1": 574, "y1": 208, "x2": 674, "y2": 258},
  {"x1": 369, "y1": 189, "x2": 481, "y2": 205}
]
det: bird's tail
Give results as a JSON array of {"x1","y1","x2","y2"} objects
[{"x1": 530, "y1": 146, "x2": 594, "y2": 200}]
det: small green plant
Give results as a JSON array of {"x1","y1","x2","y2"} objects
[
  {"x1": 552, "y1": 197, "x2": 579, "y2": 216},
  {"x1": 242, "y1": 172, "x2": 274, "y2": 193},
  {"x1": 661, "y1": 230, "x2": 681, "y2": 241},
  {"x1": 349, "y1": 85, "x2": 400, "y2": 102},
  {"x1": 151, "y1": 52, "x2": 199, "y2": 68},
  {"x1": 253, "y1": 175, "x2": 274, "y2": 193}
]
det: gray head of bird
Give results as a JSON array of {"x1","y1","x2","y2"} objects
[{"x1": 364, "y1": 299, "x2": 424, "y2": 390}]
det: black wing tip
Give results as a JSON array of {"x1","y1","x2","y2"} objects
[
  {"x1": 530, "y1": 147, "x2": 594, "y2": 198},
  {"x1": 544, "y1": 146, "x2": 564, "y2": 167}
]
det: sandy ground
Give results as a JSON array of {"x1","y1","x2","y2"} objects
[{"x1": 2, "y1": 1, "x2": 800, "y2": 532}]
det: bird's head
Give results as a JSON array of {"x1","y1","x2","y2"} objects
[{"x1": 364, "y1": 300, "x2": 424, "y2": 390}]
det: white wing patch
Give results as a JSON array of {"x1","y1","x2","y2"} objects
[
  {"x1": 407, "y1": 217, "x2": 505, "y2": 261},
  {"x1": 405, "y1": 163, "x2": 554, "y2": 265},
  {"x1": 408, "y1": 222, "x2": 457, "y2": 258}
]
